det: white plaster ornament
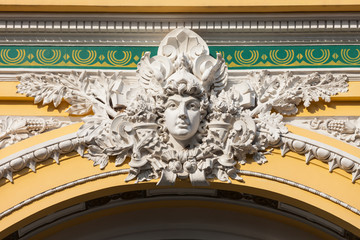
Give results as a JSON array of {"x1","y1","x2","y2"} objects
[
  {"x1": 14, "y1": 28, "x2": 354, "y2": 186},
  {"x1": 307, "y1": 117, "x2": 360, "y2": 146},
  {"x1": 0, "y1": 117, "x2": 71, "y2": 149}
]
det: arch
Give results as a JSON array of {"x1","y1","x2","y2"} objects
[{"x1": 1, "y1": 124, "x2": 360, "y2": 238}]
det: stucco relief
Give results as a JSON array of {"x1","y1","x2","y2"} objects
[
  {"x1": 308, "y1": 118, "x2": 360, "y2": 146},
  {"x1": 0, "y1": 117, "x2": 72, "y2": 149},
  {"x1": 10, "y1": 28, "x2": 359, "y2": 185}
]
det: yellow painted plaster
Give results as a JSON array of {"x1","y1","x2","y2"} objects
[
  {"x1": 1, "y1": 80, "x2": 360, "y2": 101},
  {"x1": 0, "y1": 101, "x2": 71, "y2": 116},
  {"x1": 1, "y1": 0, "x2": 360, "y2": 12},
  {"x1": 295, "y1": 101, "x2": 360, "y2": 117},
  {"x1": 0, "y1": 82, "x2": 32, "y2": 101}
]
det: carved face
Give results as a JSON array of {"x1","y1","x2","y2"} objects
[{"x1": 164, "y1": 94, "x2": 201, "y2": 141}]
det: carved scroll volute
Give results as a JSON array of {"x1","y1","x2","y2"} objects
[
  {"x1": 128, "y1": 123, "x2": 158, "y2": 168},
  {"x1": 111, "y1": 117, "x2": 158, "y2": 168},
  {"x1": 158, "y1": 28, "x2": 209, "y2": 64},
  {"x1": 207, "y1": 121, "x2": 231, "y2": 148},
  {"x1": 137, "y1": 53, "x2": 174, "y2": 94},
  {"x1": 193, "y1": 53, "x2": 228, "y2": 94}
]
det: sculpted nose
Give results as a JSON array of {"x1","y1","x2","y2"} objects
[
  {"x1": 179, "y1": 113, "x2": 187, "y2": 120},
  {"x1": 178, "y1": 104, "x2": 187, "y2": 119}
]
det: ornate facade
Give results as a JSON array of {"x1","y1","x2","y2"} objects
[{"x1": 1, "y1": 7, "x2": 360, "y2": 239}]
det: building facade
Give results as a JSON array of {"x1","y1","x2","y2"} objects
[{"x1": 1, "y1": 3, "x2": 360, "y2": 239}]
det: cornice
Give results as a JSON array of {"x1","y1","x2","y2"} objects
[{"x1": 0, "y1": 13, "x2": 360, "y2": 45}]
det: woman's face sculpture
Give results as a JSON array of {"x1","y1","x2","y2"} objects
[{"x1": 164, "y1": 94, "x2": 201, "y2": 142}]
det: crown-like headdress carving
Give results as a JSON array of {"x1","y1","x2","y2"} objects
[{"x1": 137, "y1": 28, "x2": 228, "y2": 95}]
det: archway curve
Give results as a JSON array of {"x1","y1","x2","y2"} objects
[
  {"x1": 1, "y1": 150, "x2": 360, "y2": 239},
  {"x1": 16, "y1": 192, "x2": 350, "y2": 240}
]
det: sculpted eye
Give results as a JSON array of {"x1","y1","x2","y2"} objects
[
  {"x1": 166, "y1": 101, "x2": 177, "y2": 109},
  {"x1": 187, "y1": 102, "x2": 200, "y2": 110}
]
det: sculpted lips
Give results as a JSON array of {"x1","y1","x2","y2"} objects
[
  {"x1": 176, "y1": 118, "x2": 190, "y2": 128},
  {"x1": 176, "y1": 121, "x2": 189, "y2": 128}
]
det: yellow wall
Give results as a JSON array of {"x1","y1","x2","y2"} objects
[{"x1": 1, "y1": 0, "x2": 360, "y2": 12}]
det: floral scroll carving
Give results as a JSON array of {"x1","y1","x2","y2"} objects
[
  {"x1": 0, "y1": 117, "x2": 71, "y2": 149},
  {"x1": 13, "y1": 28, "x2": 355, "y2": 185}
]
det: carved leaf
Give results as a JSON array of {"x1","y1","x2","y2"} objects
[
  {"x1": 248, "y1": 71, "x2": 348, "y2": 116},
  {"x1": 125, "y1": 168, "x2": 139, "y2": 182},
  {"x1": 301, "y1": 73, "x2": 348, "y2": 108},
  {"x1": 227, "y1": 168, "x2": 244, "y2": 181},
  {"x1": 213, "y1": 168, "x2": 231, "y2": 183},
  {"x1": 77, "y1": 115, "x2": 106, "y2": 137},
  {"x1": 136, "y1": 170, "x2": 154, "y2": 183},
  {"x1": 66, "y1": 102, "x2": 92, "y2": 115},
  {"x1": 137, "y1": 52, "x2": 174, "y2": 94},
  {"x1": 17, "y1": 71, "x2": 120, "y2": 118},
  {"x1": 17, "y1": 74, "x2": 67, "y2": 108},
  {"x1": 115, "y1": 150, "x2": 129, "y2": 166},
  {"x1": 85, "y1": 153, "x2": 109, "y2": 170},
  {"x1": 253, "y1": 152, "x2": 268, "y2": 164}
]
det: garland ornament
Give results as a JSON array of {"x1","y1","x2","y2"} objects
[{"x1": 13, "y1": 28, "x2": 354, "y2": 186}]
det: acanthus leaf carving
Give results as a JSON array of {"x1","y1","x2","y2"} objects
[
  {"x1": 11, "y1": 28, "x2": 357, "y2": 186},
  {"x1": 17, "y1": 71, "x2": 119, "y2": 118},
  {"x1": 248, "y1": 71, "x2": 348, "y2": 116}
]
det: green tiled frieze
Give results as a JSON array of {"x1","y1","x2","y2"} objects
[{"x1": 0, "y1": 45, "x2": 359, "y2": 69}]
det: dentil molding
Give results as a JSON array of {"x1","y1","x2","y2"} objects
[
  {"x1": 1, "y1": 13, "x2": 360, "y2": 44},
  {"x1": 3, "y1": 28, "x2": 359, "y2": 186}
]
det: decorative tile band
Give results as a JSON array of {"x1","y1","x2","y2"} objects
[{"x1": 1, "y1": 45, "x2": 360, "y2": 69}]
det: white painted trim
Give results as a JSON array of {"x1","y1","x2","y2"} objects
[
  {"x1": 0, "y1": 169, "x2": 130, "y2": 220},
  {"x1": 284, "y1": 132, "x2": 360, "y2": 165},
  {"x1": 0, "y1": 132, "x2": 77, "y2": 166},
  {"x1": 1, "y1": 13, "x2": 360, "y2": 45},
  {"x1": 238, "y1": 170, "x2": 360, "y2": 215}
]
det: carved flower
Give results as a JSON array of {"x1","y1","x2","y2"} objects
[
  {"x1": 183, "y1": 160, "x2": 197, "y2": 173},
  {"x1": 209, "y1": 87, "x2": 243, "y2": 123},
  {"x1": 0, "y1": 117, "x2": 30, "y2": 149},
  {"x1": 162, "y1": 150, "x2": 178, "y2": 162},
  {"x1": 169, "y1": 160, "x2": 183, "y2": 173},
  {"x1": 125, "y1": 93, "x2": 157, "y2": 123}
]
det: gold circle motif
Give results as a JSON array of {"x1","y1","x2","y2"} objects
[
  {"x1": 234, "y1": 50, "x2": 259, "y2": 65},
  {"x1": 107, "y1": 51, "x2": 132, "y2": 66},
  {"x1": 72, "y1": 50, "x2": 97, "y2": 65},
  {"x1": 304, "y1": 49, "x2": 330, "y2": 64},
  {"x1": 36, "y1": 49, "x2": 61, "y2": 65},
  {"x1": 269, "y1": 50, "x2": 294, "y2": 65},
  {"x1": 0, "y1": 49, "x2": 26, "y2": 64},
  {"x1": 341, "y1": 49, "x2": 360, "y2": 64}
]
